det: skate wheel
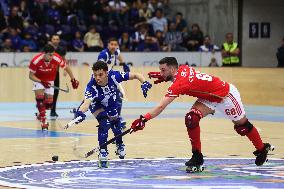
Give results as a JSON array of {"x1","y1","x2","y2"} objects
[
  {"x1": 119, "y1": 156, "x2": 125, "y2": 159},
  {"x1": 270, "y1": 146, "x2": 275, "y2": 151},
  {"x1": 98, "y1": 161, "x2": 109, "y2": 168},
  {"x1": 199, "y1": 165, "x2": 205, "y2": 172},
  {"x1": 191, "y1": 167, "x2": 198, "y2": 172}
]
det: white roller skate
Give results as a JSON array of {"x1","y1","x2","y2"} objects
[
  {"x1": 98, "y1": 149, "x2": 109, "y2": 168},
  {"x1": 185, "y1": 150, "x2": 205, "y2": 173},
  {"x1": 253, "y1": 143, "x2": 275, "y2": 166},
  {"x1": 115, "y1": 143, "x2": 126, "y2": 159}
]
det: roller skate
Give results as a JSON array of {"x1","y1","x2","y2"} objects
[
  {"x1": 253, "y1": 143, "x2": 275, "y2": 166},
  {"x1": 115, "y1": 143, "x2": 126, "y2": 159},
  {"x1": 185, "y1": 150, "x2": 205, "y2": 173},
  {"x1": 50, "y1": 111, "x2": 58, "y2": 120},
  {"x1": 98, "y1": 149, "x2": 109, "y2": 168},
  {"x1": 40, "y1": 117, "x2": 49, "y2": 131}
]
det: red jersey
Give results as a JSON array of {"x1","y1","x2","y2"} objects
[
  {"x1": 166, "y1": 65, "x2": 230, "y2": 102},
  {"x1": 29, "y1": 52, "x2": 66, "y2": 81}
]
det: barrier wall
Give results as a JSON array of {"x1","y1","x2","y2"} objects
[
  {"x1": 1, "y1": 67, "x2": 284, "y2": 106},
  {"x1": 0, "y1": 52, "x2": 222, "y2": 67}
]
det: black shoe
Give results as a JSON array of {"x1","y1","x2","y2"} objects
[
  {"x1": 50, "y1": 112, "x2": 58, "y2": 120},
  {"x1": 253, "y1": 143, "x2": 274, "y2": 166},
  {"x1": 185, "y1": 150, "x2": 204, "y2": 167}
]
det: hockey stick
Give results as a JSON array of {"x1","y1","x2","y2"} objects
[
  {"x1": 74, "y1": 128, "x2": 132, "y2": 158},
  {"x1": 51, "y1": 83, "x2": 69, "y2": 93},
  {"x1": 64, "y1": 116, "x2": 82, "y2": 129}
]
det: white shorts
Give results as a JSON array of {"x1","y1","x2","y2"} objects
[
  {"x1": 32, "y1": 81, "x2": 54, "y2": 95},
  {"x1": 197, "y1": 84, "x2": 246, "y2": 121}
]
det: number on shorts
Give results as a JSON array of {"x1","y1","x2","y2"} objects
[{"x1": 225, "y1": 108, "x2": 236, "y2": 115}]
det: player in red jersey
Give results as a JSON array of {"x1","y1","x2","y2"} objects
[
  {"x1": 131, "y1": 57, "x2": 273, "y2": 171},
  {"x1": 28, "y1": 44, "x2": 79, "y2": 130}
]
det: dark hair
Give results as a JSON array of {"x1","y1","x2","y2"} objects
[
  {"x1": 43, "y1": 44, "x2": 55, "y2": 53},
  {"x1": 159, "y1": 57, "x2": 178, "y2": 68},
  {"x1": 176, "y1": 12, "x2": 183, "y2": 16},
  {"x1": 108, "y1": 37, "x2": 118, "y2": 43},
  {"x1": 92, "y1": 61, "x2": 108, "y2": 71},
  {"x1": 55, "y1": 46, "x2": 66, "y2": 56}
]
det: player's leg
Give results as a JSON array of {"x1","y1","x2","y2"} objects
[
  {"x1": 33, "y1": 81, "x2": 49, "y2": 129},
  {"x1": 218, "y1": 84, "x2": 273, "y2": 166},
  {"x1": 110, "y1": 117, "x2": 126, "y2": 159},
  {"x1": 92, "y1": 106, "x2": 110, "y2": 168},
  {"x1": 51, "y1": 71, "x2": 59, "y2": 118},
  {"x1": 117, "y1": 90, "x2": 126, "y2": 130},
  {"x1": 184, "y1": 100, "x2": 215, "y2": 170}
]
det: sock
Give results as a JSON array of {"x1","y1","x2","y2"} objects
[
  {"x1": 187, "y1": 126, "x2": 201, "y2": 152},
  {"x1": 246, "y1": 126, "x2": 264, "y2": 150}
]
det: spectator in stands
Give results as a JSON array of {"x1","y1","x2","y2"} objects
[
  {"x1": 155, "y1": 30, "x2": 166, "y2": 51},
  {"x1": 183, "y1": 23, "x2": 203, "y2": 51},
  {"x1": 172, "y1": 12, "x2": 187, "y2": 33},
  {"x1": 208, "y1": 57, "x2": 219, "y2": 67},
  {"x1": 108, "y1": 0, "x2": 129, "y2": 27},
  {"x1": 139, "y1": 2, "x2": 152, "y2": 21},
  {"x1": 276, "y1": 37, "x2": 284, "y2": 67},
  {"x1": 148, "y1": 8, "x2": 168, "y2": 35},
  {"x1": 0, "y1": 10, "x2": 7, "y2": 33},
  {"x1": 221, "y1": 32, "x2": 240, "y2": 67},
  {"x1": 22, "y1": 44, "x2": 31, "y2": 52},
  {"x1": 72, "y1": 31, "x2": 84, "y2": 52},
  {"x1": 118, "y1": 31, "x2": 131, "y2": 52},
  {"x1": 10, "y1": 28, "x2": 22, "y2": 51},
  {"x1": 1, "y1": 38, "x2": 14, "y2": 52},
  {"x1": 21, "y1": 33, "x2": 37, "y2": 51},
  {"x1": 46, "y1": 2, "x2": 61, "y2": 26},
  {"x1": 132, "y1": 23, "x2": 158, "y2": 52},
  {"x1": 164, "y1": 22, "x2": 187, "y2": 51},
  {"x1": 83, "y1": 25, "x2": 104, "y2": 52},
  {"x1": 199, "y1": 35, "x2": 219, "y2": 52},
  {"x1": 8, "y1": 6, "x2": 24, "y2": 32},
  {"x1": 128, "y1": 1, "x2": 140, "y2": 26}
]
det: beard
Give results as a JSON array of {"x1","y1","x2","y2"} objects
[{"x1": 165, "y1": 75, "x2": 173, "y2": 81}]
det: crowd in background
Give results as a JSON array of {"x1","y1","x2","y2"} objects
[{"x1": 0, "y1": 0, "x2": 221, "y2": 53}]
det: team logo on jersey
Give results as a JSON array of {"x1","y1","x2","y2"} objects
[{"x1": 120, "y1": 72, "x2": 126, "y2": 78}]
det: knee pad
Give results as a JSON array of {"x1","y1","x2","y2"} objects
[
  {"x1": 44, "y1": 98, "x2": 53, "y2": 110},
  {"x1": 185, "y1": 108, "x2": 203, "y2": 129},
  {"x1": 234, "y1": 120, "x2": 253, "y2": 136}
]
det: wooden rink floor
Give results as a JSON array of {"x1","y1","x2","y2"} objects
[{"x1": 0, "y1": 101, "x2": 283, "y2": 188}]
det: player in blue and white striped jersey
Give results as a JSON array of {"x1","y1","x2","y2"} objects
[{"x1": 72, "y1": 61, "x2": 152, "y2": 167}]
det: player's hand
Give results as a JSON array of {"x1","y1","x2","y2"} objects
[
  {"x1": 148, "y1": 72, "x2": 165, "y2": 84},
  {"x1": 130, "y1": 115, "x2": 147, "y2": 133},
  {"x1": 141, "y1": 81, "x2": 152, "y2": 98},
  {"x1": 41, "y1": 80, "x2": 51, "y2": 88},
  {"x1": 71, "y1": 78, "x2": 79, "y2": 89},
  {"x1": 74, "y1": 111, "x2": 86, "y2": 124}
]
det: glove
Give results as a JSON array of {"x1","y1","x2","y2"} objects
[
  {"x1": 131, "y1": 115, "x2": 147, "y2": 133},
  {"x1": 74, "y1": 111, "x2": 86, "y2": 124},
  {"x1": 122, "y1": 62, "x2": 130, "y2": 72},
  {"x1": 41, "y1": 81, "x2": 51, "y2": 88},
  {"x1": 141, "y1": 81, "x2": 152, "y2": 98},
  {"x1": 148, "y1": 72, "x2": 165, "y2": 84},
  {"x1": 71, "y1": 78, "x2": 79, "y2": 89}
]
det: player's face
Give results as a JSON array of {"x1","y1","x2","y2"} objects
[
  {"x1": 159, "y1": 64, "x2": 175, "y2": 81},
  {"x1": 93, "y1": 69, "x2": 108, "y2": 86},
  {"x1": 108, "y1": 41, "x2": 118, "y2": 54},
  {"x1": 51, "y1": 36, "x2": 60, "y2": 47},
  {"x1": 44, "y1": 52, "x2": 54, "y2": 62}
]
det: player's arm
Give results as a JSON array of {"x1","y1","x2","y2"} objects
[
  {"x1": 146, "y1": 96, "x2": 176, "y2": 120},
  {"x1": 128, "y1": 72, "x2": 146, "y2": 83},
  {"x1": 129, "y1": 72, "x2": 152, "y2": 98},
  {"x1": 64, "y1": 65, "x2": 79, "y2": 89},
  {"x1": 29, "y1": 71, "x2": 41, "y2": 82},
  {"x1": 78, "y1": 98, "x2": 92, "y2": 113},
  {"x1": 130, "y1": 96, "x2": 176, "y2": 132}
]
